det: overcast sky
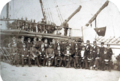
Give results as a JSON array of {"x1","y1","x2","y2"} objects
[{"x1": 0, "y1": 0, "x2": 120, "y2": 42}]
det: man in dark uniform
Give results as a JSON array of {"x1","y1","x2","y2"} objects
[
  {"x1": 103, "y1": 44, "x2": 113, "y2": 71},
  {"x1": 65, "y1": 40, "x2": 73, "y2": 51},
  {"x1": 30, "y1": 44, "x2": 40, "y2": 67},
  {"x1": 80, "y1": 47, "x2": 86, "y2": 68},
  {"x1": 20, "y1": 17, "x2": 24, "y2": 30},
  {"x1": 46, "y1": 45, "x2": 54, "y2": 66},
  {"x1": 37, "y1": 22, "x2": 43, "y2": 33},
  {"x1": 46, "y1": 44, "x2": 55, "y2": 66},
  {"x1": 61, "y1": 41, "x2": 66, "y2": 53},
  {"x1": 74, "y1": 40, "x2": 80, "y2": 51},
  {"x1": 84, "y1": 40, "x2": 91, "y2": 69},
  {"x1": 26, "y1": 38, "x2": 32, "y2": 51},
  {"x1": 17, "y1": 36, "x2": 25, "y2": 63},
  {"x1": 20, "y1": 43, "x2": 30, "y2": 67},
  {"x1": 92, "y1": 41, "x2": 99, "y2": 61},
  {"x1": 93, "y1": 47, "x2": 101, "y2": 70},
  {"x1": 44, "y1": 39, "x2": 49, "y2": 50},
  {"x1": 28, "y1": 19, "x2": 33, "y2": 32},
  {"x1": 55, "y1": 46, "x2": 63, "y2": 67},
  {"x1": 39, "y1": 44, "x2": 46, "y2": 66},
  {"x1": 32, "y1": 37, "x2": 37, "y2": 49},
  {"x1": 24, "y1": 17, "x2": 28, "y2": 31},
  {"x1": 106, "y1": 44, "x2": 113, "y2": 61},
  {"x1": 51, "y1": 39, "x2": 56, "y2": 50},
  {"x1": 26, "y1": 38, "x2": 32, "y2": 66},
  {"x1": 63, "y1": 46, "x2": 73, "y2": 68},
  {"x1": 79, "y1": 42, "x2": 85, "y2": 51},
  {"x1": 41, "y1": 18, "x2": 47, "y2": 33},
  {"x1": 37, "y1": 37, "x2": 43, "y2": 50},
  {"x1": 63, "y1": 21, "x2": 69, "y2": 36},
  {"x1": 116, "y1": 54, "x2": 120, "y2": 71},
  {"x1": 54, "y1": 39, "x2": 62, "y2": 50},
  {"x1": 87, "y1": 47, "x2": 94, "y2": 69},
  {"x1": 9, "y1": 36, "x2": 19, "y2": 66},
  {"x1": 32, "y1": 20, "x2": 37, "y2": 32},
  {"x1": 73, "y1": 47, "x2": 81, "y2": 68},
  {"x1": 18, "y1": 36, "x2": 25, "y2": 49},
  {"x1": 99, "y1": 42, "x2": 105, "y2": 70}
]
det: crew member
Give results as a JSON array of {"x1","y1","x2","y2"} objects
[
  {"x1": 30, "y1": 44, "x2": 40, "y2": 67},
  {"x1": 63, "y1": 46, "x2": 73, "y2": 68},
  {"x1": 20, "y1": 44, "x2": 29, "y2": 67},
  {"x1": 55, "y1": 46, "x2": 62, "y2": 67},
  {"x1": 99, "y1": 42, "x2": 105, "y2": 70},
  {"x1": 73, "y1": 47, "x2": 80, "y2": 68},
  {"x1": 46, "y1": 44, "x2": 54, "y2": 66}
]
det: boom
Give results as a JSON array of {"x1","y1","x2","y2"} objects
[
  {"x1": 61, "y1": 5, "x2": 82, "y2": 26},
  {"x1": 85, "y1": 1, "x2": 109, "y2": 26}
]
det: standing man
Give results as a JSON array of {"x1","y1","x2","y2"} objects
[
  {"x1": 54, "y1": 39, "x2": 62, "y2": 50},
  {"x1": 92, "y1": 41, "x2": 99, "y2": 61},
  {"x1": 26, "y1": 38, "x2": 32, "y2": 51},
  {"x1": 73, "y1": 47, "x2": 80, "y2": 68},
  {"x1": 32, "y1": 37, "x2": 37, "y2": 49},
  {"x1": 106, "y1": 44, "x2": 113, "y2": 61},
  {"x1": 87, "y1": 47, "x2": 94, "y2": 69},
  {"x1": 32, "y1": 20, "x2": 37, "y2": 32},
  {"x1": 24, "y1": 17, "x2": 28, "y2": 31},
  {"x1": 104, "y1": 44, "x2": 113, "y2": 71},
  {"x1": 84, "y1": 40, "x2": 91, "y2": 69},
  {"x1": 37, "y1": 22, "x2": 43, "y2": 33},
  {"x1": 63, "y1": 21, "x2": 69, "y2": 36},
  {"x1": 44, "y1": 39, "x2": 49, "y2": 50},
  {"x1": 99, "y1": 42, "x2": 105, "y2": 70},
  {"x1": 37, "y1": 37, "x2": 43, "y2": 50},
  {"x1": 18, "y1": 36, "x2": 25, "y2": 49}
]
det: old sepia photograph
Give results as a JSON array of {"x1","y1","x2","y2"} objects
[{"x1": 0, "y1": 0, "x2": 120, "y2": 81}]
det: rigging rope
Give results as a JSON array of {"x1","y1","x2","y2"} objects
[{"x1": 54, "y1": 0, "x2": 63, "y2": 24}]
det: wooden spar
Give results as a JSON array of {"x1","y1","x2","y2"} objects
[{"x1": 85, "y1": 1, "x2": 109, "y2": 26}]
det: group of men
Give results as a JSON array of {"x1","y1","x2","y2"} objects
[
  {"x1": 9, "y1": 36, "x2": 113, "y2": 71},
  {"x1": 10, "y1": 18, "x2": 70, "y2": 36}
]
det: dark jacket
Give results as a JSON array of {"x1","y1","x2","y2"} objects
[{"x1": 26, "y1": 42, "x2": 32, "y2": 50}]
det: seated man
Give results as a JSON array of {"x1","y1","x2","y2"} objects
[
  {"x1": 63, "y1": 46, "x2": 73, "y2": 68},
  {"x1": 46, "y1": 44, "x2": 55, "y2": 66},
  {"x1": 55, "y1": 46, "x2": 63, "y2": 67},
  {"x1": 39, "y1": 44, "x2": 46, "y2": 66},
  {"x1": 93, "y1": 47, "x2": 101, "y2": 70},
  {"x1": 30, "y1": 44, "x2": 40, "y2": 67}
]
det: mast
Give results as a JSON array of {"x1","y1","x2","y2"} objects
[
  {"x1": 39, "y1": 0, "x2": 46, "y2": 21},
  {"x1": 6, "y1": 3, "x2": 9, "y2": 28}
]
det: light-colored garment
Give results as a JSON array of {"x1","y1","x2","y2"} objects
[{"x1": 81, "y1": 50, "x2": 85, "y2": 57}]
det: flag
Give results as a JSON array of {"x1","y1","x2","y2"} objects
[{"x1": 94, "y1": 27, "x2": 106, "y2": 36}]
